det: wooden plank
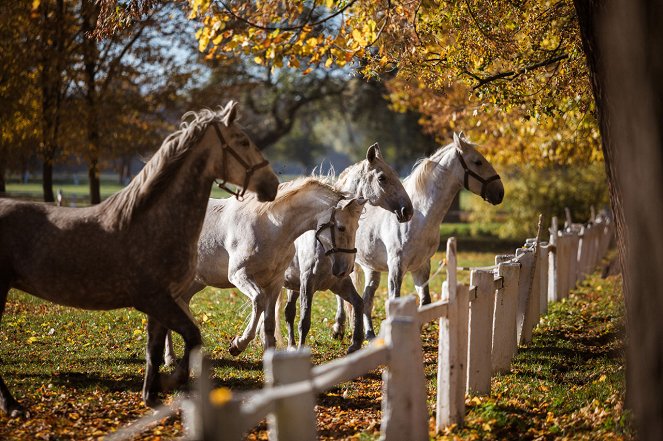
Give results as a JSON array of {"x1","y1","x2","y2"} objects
[
  {"x1": 491, "y1": 262, "x2": 520, "y2": 374},
  {"x1": 418, "y1": 299, "x2": 449, "y2": 324},
  {"x1": 381, "y1": 297, "x2": 428, "y2": 441},
  {"x1": 264, "y1": 349, "x2": 317, "y2": 441},
  {"x1": 466, "y1": 269, "x2": 495, "y2": 395},
  {"x1": 514, "y1": 249, "x2": 535, "y2": 344},
  {"x1": 312, "y1": 343, "x2": 389, "y2": 392}
]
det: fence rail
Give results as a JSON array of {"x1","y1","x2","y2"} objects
[{"x1": 109, "y1": 210, "x2": 614, "y2": 440}]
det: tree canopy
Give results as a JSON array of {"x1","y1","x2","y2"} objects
[{"x1": 180, "y1": 0, "x2": 601, "y2": 166}]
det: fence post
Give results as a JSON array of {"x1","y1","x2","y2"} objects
[
  {"x1": 200, "y1": 353, "x2": 245, "y2": 441},
  {"x1": 382, "y1": 296, "x2": 428, "y2": 441},
  {"x1": 264, "y1": 348, "x2": 317, "y2": 441},
  {"x1": 466, "y1": 269, "x2": 495, "y2": 395},
  {"x1": 491, "y1": 259, "x2": 520, "y2": 374},
  {"x1": 568, "y1": 231, "x2": 581, "y2": 291},
  {"x1": 514, "y1": 248, "x2": 535, "y2": 345},
  {"x1": 436, "y1": 239, "x2": 466, "y2": 430},
  {"x1": 539, "y1": 243, "x2": 550, "y2": 317},
  {"x1": 182, "y1": 348, "x2": 204, "y2": 441},
  {"x1": 522, "y1": 244, "x2": 540, "y2": 344},
  {"x1": 548, "y1": 216, "x2": 559, "y2": 302}
]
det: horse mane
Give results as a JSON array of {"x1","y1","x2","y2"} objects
[
  {"x1": 335, "y1": 160, "x2": 365, "y2": 190},
  {"x1": 102, "y1": 107, "x2": 232, "y2": 229},
  {"x1": 246, "y1": 176, "x2": 345, "y2": 215},
  {"x1": 405, "y1": 143, "x2": 456, "y2": 194}
]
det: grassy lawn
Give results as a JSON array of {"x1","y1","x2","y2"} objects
[{"x1": 0, "y1": 249, "x2": 632, "y2": 440}]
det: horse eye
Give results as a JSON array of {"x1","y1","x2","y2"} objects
[
  {"x1": 338, "y1": 225, "x2": 346, "y2": 232},
  {"x1": 378, "y1": 174, "x2": 386, "y2": 182},
  {"x1": 474, "y1": 160, "x2": 482, "y2": 166}
]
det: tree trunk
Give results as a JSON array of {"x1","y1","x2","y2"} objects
[
  {"x1": 82, "y1": 0, "x2": 101, "y2": 205},
  {"x1": 42, "y1": 160, "x2": 54, "y2": 203},
  {"x1": 88, "y1": 159, "x2": 101, "y2": 204},
  {"x1": 574, "y1": 0, "x2": 663, "y2": 438}
]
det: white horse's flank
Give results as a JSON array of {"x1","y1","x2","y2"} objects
[
  {"x1": 164, "y1": 177, "x2": 365, "y2": 361},
  {"x1": 282, "y1": 144, "x2": 413, "y2": 353},
  {"x1": 345, "y1": 132, "x2": 505, "y2": 338}
]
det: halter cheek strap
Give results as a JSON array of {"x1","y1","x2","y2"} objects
[
  {"x1": 456, "y1": 150, "x2": 501, "y2": 200},
  {"x1": 315, "y1": 209, "x2": 358, "y2": 256},
  {"x1": 212, "y1": 123, "x2": 270, "y2": 200}
]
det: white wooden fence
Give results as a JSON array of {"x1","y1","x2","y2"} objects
[{"x1": 108, "y1": 210, "x2": 614, "y2": 440}]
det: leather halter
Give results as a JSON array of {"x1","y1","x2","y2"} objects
[
  {"x1": 315, "y1": 208, "x2": 358, "y2": 256},
  {"x1": 212, "y1": 123, "x2": 270, "y2": 200},
  {"x1": 456, "y1": 150, "x2": 501, "y2": 201}
]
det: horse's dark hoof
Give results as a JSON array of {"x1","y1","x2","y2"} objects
[
  {"x1": 347, "y1": 342, "x2": 362, "y2": 354},
  {"x1": 229, "y1": 338, "x2": 242, "y2": 357},
  {"x1": 142, "y1": 392, "x2": 162, "y2": 409},
  {"x1": 420, "y1": 295, "x2": 432, "y2": 306},
  {"x1": 3, "y1": 402, "x2": 25, "y2": 418},
  {"x1": 332, "y1": 324, "x2": 345, "y2": 340},
  {"x1": 365, "y1": 330, "x2": 376, "y2": 340}
]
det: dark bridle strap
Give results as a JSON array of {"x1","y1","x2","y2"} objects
[
  {"x1": 315, "y1": 209, "x2": 358, "y2": 256},
  {"x1": 456, "y1": 150, "x2": 501, "y2": 200},
  {"x1": 212, "y1": 123, "x2": 270, "y2": 200}
]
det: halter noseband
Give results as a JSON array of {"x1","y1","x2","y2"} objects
[
  {"x1": 212, "y1": 123, "x2": 270, "y2": 200},
  {"x1": 315, "y1": 209, "x2": 358, "y2": 256},
  {"x1": 456, "y1": 150, "x2": 501, "y2": 201}
]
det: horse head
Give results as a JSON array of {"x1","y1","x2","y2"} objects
[
  {"x1": 208, "y1": 101, "x2": 280, "y2": 202},
  {"x1": 452, "y1": 132, "x2": 504, "y2": 205},
  {"x1": 315, "y1": 197, "x2": 367, "y2": 277},
  {"x1": 361, "y1": 143, "x2": 413, "y2": 222}
]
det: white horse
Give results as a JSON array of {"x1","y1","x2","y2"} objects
[
  {"x1": 339, "y1": 132, "x2": 504, "y2": 338},
  {"x1": 164, "y1": 177, "x2": 365, "y2": 362},
  {"x1": 282, "y1": 143, "x2": 413, "y2": 353}
]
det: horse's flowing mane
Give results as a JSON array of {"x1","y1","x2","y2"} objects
[
  {"x1": 405, "y1": 143, "x2": 456, "y2": 194},
  {"x1": 250, "y1": 176, "x2": 345, "y2": 215},
  {"x1": 102, "y1": 107, "x2": 232, "y2": 229}
]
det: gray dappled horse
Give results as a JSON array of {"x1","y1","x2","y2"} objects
[
  {"x1": 164, "y1": 177, "x2": 365, "y2": 363},
  {"x1": 350, "y1": 132, "x2": 504, "y2": 339},
  {"x1": 0, "y1": 102, "x2": 280, "y2": 416},
  {"x1": 282, "y1": 143, "x2": 413, "y2": 353}
]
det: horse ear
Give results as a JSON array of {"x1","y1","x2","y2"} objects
[
  {"x1": 453, "y1": 132, "x2": 465, "y2": 151},
  {"x1": 356, "y1": 197, "x2": 368, "y2": 206},
  {"x1": 366, "y1": 143, "x2": 381, "y2": 162},
  {"x1": 223, "y1": 101, "x2": 238, "y2": 126}
]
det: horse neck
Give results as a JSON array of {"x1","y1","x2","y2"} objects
[
  {"x1": 406, "y1": 147, "x2": 463, "y2": 226},
  {"x1": 269, "y1": 185, "x2": 339, "y2": 242},
  {"x1": 335, "y1": 162, "x2": 365, "y2": 198},
  {"x1": 102, "y1": 139, "x2": 216, "y2": 235}
]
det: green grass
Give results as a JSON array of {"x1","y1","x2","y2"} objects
[{"x1": 0, "y1": 253, "x2": 632, "y2": 440}]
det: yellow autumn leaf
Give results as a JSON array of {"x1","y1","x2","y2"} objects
[
  {"x1": 324, "y1": 57, "x2": 334, "y2": 68},
  {"x1": 352, "y1": 29, "x2": 365, "y2": 46},
  {"x1": 27, "y1": 336, "x2": 38, "y2": 344},
  {"x1": 209, "y1": 387, "x2": 233, "y2": 406},
  {"x1": 254, "y1": 56, "x2": 263, "y2": 65}
]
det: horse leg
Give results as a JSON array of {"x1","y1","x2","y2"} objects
[
  {"x1": 141, "y1": 296, "x2": 202, "y2": 407},
  {"x1": 412, "y1": 260, "x2": 432, "y2": 306},
  {"x1": 164, "y1": 282, "x2": 203, "y2": 367},
  {"x1": 143, "y1": 316, "x2": 169, "y2": 407},
  {"x1": 284, "y1": 289, "x2": 299, "y2": 348},
  {"x1": 0, "y1": 282, "x2": 24, "y2": 417},
  {"x1": 332, "y1": 294, "x2": 346, "y2": 340},
  {"x1": 297, "y1": 278, "x2": 315, "y2": 349},
  {"x1": 387, "y1": 256, "x2": 404, "y2": 299},
  {"x1": 262, "y1": 287, "x2": 281, "y2": 350},
  {"x1": 332, "y1": 276, "x2": 364, "y2": 353},
  {"x1": 362, "y1": 267, "x2": 382, "y2": 340}
]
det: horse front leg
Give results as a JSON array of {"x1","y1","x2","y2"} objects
[
  {"x1": 332, "y1": 294, "x2": 346, "y2": 340},
  {"x1": 387, "y1": 256, "x2": 404, "y2": 299},
  {"x1": 262, "y1": 286, "x2": 282, "y2": 350},
  {"x1": 332, "y1": 276, "x2": 364, "y2": 353},
  {"x1": 412, "y1": 260, "x2": 432, "y2": 306},
  {"x1": 361, "y1": 267, "x2": 382, "y2": 340},
  {"x1": 0, "y1": 282, "x2": 24, "y2": 417},
  {"x1": 284, "y1": 289, "x2": 299, "y2": 348},
  {"x1": 143, "y1": 316, "x2": 169, "y2": 407},
  {"x1": 297, "y1": 277, "x2": 316, "y2": 349}
]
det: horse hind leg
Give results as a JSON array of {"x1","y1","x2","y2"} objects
[
  {"x1": 141, "y1": 296, "x2": 202, "y2": 407},
  {"x1": 412, "y1": 260, "x2": 432, "y2": 306},
  {"x1": 362, "y1": 268, "x2": 382, "y2": 340},
  {"x1": 332, "y1": 276, "x2": 364, "y2": 353},
  {"x1": 284, "y1": 289, "x2": 300, "y2": 348},
  {"x1": 0, "y1": 281, "x2": 24, "y2": 417}
]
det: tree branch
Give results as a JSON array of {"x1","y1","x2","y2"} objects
[
  {"x1": 467, "y1": 53, "x2": 569, "y2": 90},
  {"x1": 215, "y1": 0, "x2": 357, "y2": 32}
]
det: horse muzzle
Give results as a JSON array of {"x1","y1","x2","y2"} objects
[
  {"x1": 394, "y1": 203, "x2": 414, "y2": 223},
  {"x1": 485, "y1": 181, "x2": 505, "y2": 205}
]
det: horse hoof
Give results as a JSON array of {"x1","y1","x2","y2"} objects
[
  {"x1": 365, "y1": 330, "x2": 376, "y2": 340},
  {"x1": 4, "y1": 402, "x2": 25, "y2": 418},
  {"x1": 420, "y1": 295, "x2": 432, "y2": 306},
  {"x1": 332, "y1": 324, "x2": 345, "y2": 340},
  {"x1": 229, "y1": 338, "x2": 242, "y2": 357},
  {"x1": 347, "y1": 343, "x2": 362, "y2": 354},
  {"x1": 143, "y1": 392, "x2": 162, "y2": 409}
]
